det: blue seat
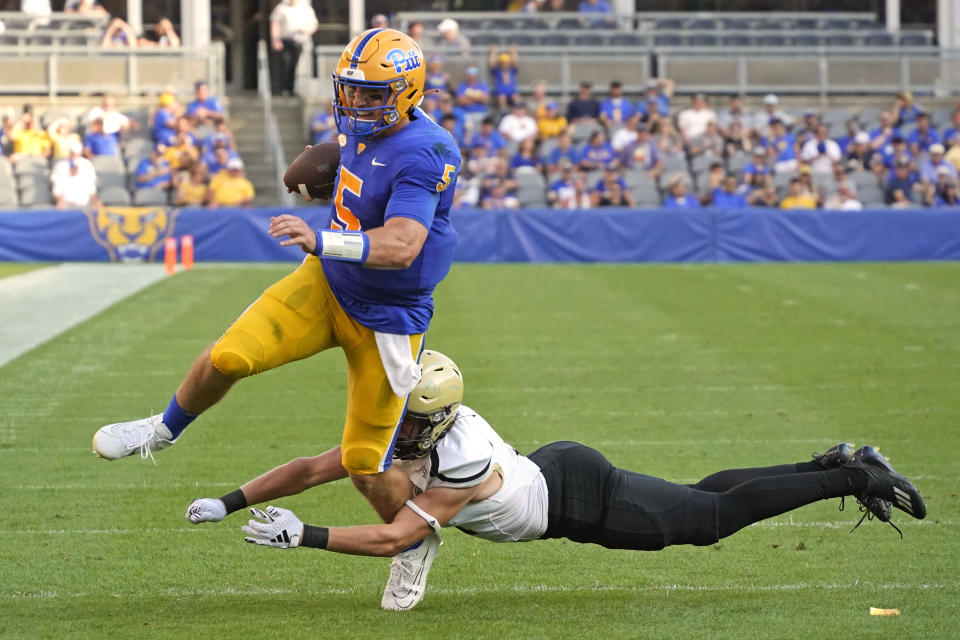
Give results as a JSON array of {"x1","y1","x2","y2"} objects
[
  {"x1": 755, "y1": 34, "x2": 787, "y2": 46},
  {"x1": 687, "y1": 19, "x2": 716, "y2": 30},
  {"x1": 556, "y1": 18, "x2": 584, "y2": 29},
  {"x1": 688, "y1": 34, "x2": 718, "y2": 47},
  {"x1": 722, "y1": 34, "x2": 751, "y2": 47},
  {"x1": 654, "y1": 34, "x2": 683, "y2": 47},
  {"x1": 722, "y1": 18, "x2": 750, "y2": 30},
  {"x1": 793, "y1": 34, "x2": 820, "y2": 47},
  {"x1": 609, "y1": 33, "x2": 647, "y2": 46},
  {"x1": 575, "y1": 33, "x2": 606, "y2": 46},
  {"x1": 470, "y1": 33, "x2": 502, "y2": 46},
  {"x1": 655, "y1": 18, "x2": 685, "y2": 30},
  {"x1": 825, "y1": 34, "x2": 858, "y2": 46},
  {"x1": 488, "y1": 19, "x2": 516, "y2": 31},
  {"x1": 825, "y1": 18, "x2": 852, "y2": 30},
  {"x1": 899, "y1": 32, "x2": 932, "y2": 47},
  {"x1": 795, "y1": 18, "x2": 818, "y2": 30},
  {"x1": 539, "y1": 33, "x2": 570, "y2": 46},
  {"x1": 507, "y1": 33, "x2": 537, "y2": 46}
]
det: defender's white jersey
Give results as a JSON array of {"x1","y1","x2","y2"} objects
[{"x1": 394, "y1": 405, "x2": 549, "y2": 543}]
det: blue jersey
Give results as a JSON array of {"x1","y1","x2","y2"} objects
[{"x1": 322, "y1": 109, "x2": 461, "y2": 335}]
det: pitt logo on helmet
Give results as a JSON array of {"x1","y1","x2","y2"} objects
[{"x1": 385, "y1": 48, "x2": 421, "y2": 73}]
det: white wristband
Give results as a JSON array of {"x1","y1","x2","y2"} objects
[
  {"x1": 404, "y1": 499, "x2": 441, "y2": 532},
  {"x1": 314, "y1": 229, "x2": 369, "y2": 263}
]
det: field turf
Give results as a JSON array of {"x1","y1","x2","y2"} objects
[{"x1": 1, "y1": 262, "x2": 958, "y2": 639}]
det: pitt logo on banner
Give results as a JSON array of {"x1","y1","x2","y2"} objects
[
  {"x1": 385, "y1": 48, "x2": 421, "y2": 74},
  {"x1": 84, "y1": 206, "x2": 178, "y2": 262}
]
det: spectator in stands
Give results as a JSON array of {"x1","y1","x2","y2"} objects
[
  {"x1": 465, "y1": 144, "x2": 499, "y2": 180},
  {"x1": 578, "y1": 130, "x2": 616, "y2": 172},
  {"x1": 885, "y1": 156, "x2": 919, "y2": 206},
  {"x1": 796, "y1": 165, "x2": 820, "y2": 204},
  {"x1": 434, "y1": 94, "x2": 466, "y2": 147},
  {"x1": 823, "y1": 184, "x2": 863, "y2": 211},
  {"x1": 308, "y1": 103, "x2": 336, "y2": 145},
  {"x1": 698, "y1": 161, "x2": 725, "y2": 203},
  {"x1": 662, "y1": 174, "x2": 699, "y2": 209},
  {"x1": 186, "y1": 81, "x2": 224, "y2": 127},
  {"x1": 801, "y1": 125, "x2": 842, "y2": 174},
  {"x1": 175, "y1": 164, "x2": 209, "y2": 206},
  {"x1": 942, "y1": 110, "x2": 960, "y2": 148},
  {"x1": 456, "y1": 67, "x2": 490, "y2": 132},
  {"x1": 407, "y1": 21, "x2": 424, "y2": 47},
  {"x1": 908, "y1": 112, "x2": 939, "y2": 156},
  {"x1": 440, "y1": 114, "x2": 464, "y2": 150},
  {"x1": 614, "y1": 118, "x2": 661, "y2": 179},
  {"x1": 830, "y1": 160, "x2": 858, "y2": 197},
  {"x1": 882, "y1": 135, "x2": 913, "y2": 170},
  {"x1": 481, "y1": 178, "x2": 520, "y2": 210},
  {"x1": 711, "y1": 173, "x2": 748, "y2": 208},
  {"x1": 598, "y1": 81, "x2": 633, "y2": 131},
  {"x1": 578, "y1": 0, "x2": 612, "y2": 13},
  {"x1": 537, "y1": 101, "x2": 568, "y2": 140},
  {"x1": 470, "y1": 117, "x2": 506, "y2": 155},
  {"x1": 164, "y1": 130, "x2": 201, "y2": 171},
  {"x1": 652, "y1": 118, "x2": 684, "y2": 156},
  {"x1": 547, "y1": 165, "x2": 582, "y2": 210},
  {"x1": 919, "y1": 143, "x2": 957, "y2": 184},
  {"x1": 741, "y1": 147, "x2": 770, "y2": 185},
  {"x1": 780, "y1": 178, "x2": 817, "y2": 210},
  {"x1": 101, "y1": 17, "x2": 138, "y2": 48},
  {"x1": 20, "y1": 0, "x2": 51, "y2": 19},
  {"x1": 543, "y1": 0, "x2": 567, "y2": 11},
  {"x1": 425, "y1": 55, "x2": 451, "y2": 95},
  {"x1": 591, "y1": 164, "x2": 633, "y2": 207},
  {"x1": 269, "y1": 0, "x2": 319, "y2": 96},
  {"x1": 566, "y1": 81, "x2": 600, "y2": 123},
  {"x1": 205, "y1": 145, "x2": 236, "y2": 177},
  {"x1": 200, "y1": 122, "x2": 235, "y2": 162},
  {"x1": 835, "y1": 117, "x2": 861, "y2": 154},
  {"x1": 207, "y1": 157, "x2": 254, "y2": 208},
  {"x1": 152, "y1": 92, "x2": 181, "y2": 145},
  {"x1": 723, "y1": 120, "x2": 752, "y2": 158},
  {"x1": 752, "y1": 94, "x2": 793, "y2": 137},
  {"x1": 795, "y1": 110, "x2": 822, "y2": 149},
  {"x1": 893, "y1": 90, "x2": 922, "y2": 127},
  {"x1": 869, "y1": 154, "x2": 889, "y2": 186},
  {"x1": 370, "y1": 14, "x2": 389, "y2": 28},
  {"x1": 83, "y1": 117, "x2": 119, "y2": 158},
  {"x1": 135, "y1": 144, "x2": 172, "y2": 190},
  {"x1": 636, "y1": 78, "x2": 673, "y2": 122},
  {"x1": 767, "y1": 119, "x2": 798, "y2": 174},
  {"x1": 5, "y1": 107, "x2": 51, "y2": 163},
  {"x1": 51, "y1": 141, "x2": 100, "y2": 209},
  {"x1": 87, "y1": 96, "x2": 134, "y2": 141},
  {"x1": 488, "y1": 45, "x2": 519, "y2": 110},
  {"x1": 138, "y1": 17, "x2": 180, "y2": 48},
  {"x1": 47, "y1": 117, "x2": 81, "y2": 160},
  {"x1": 687, "y1": 120, "x2": 724, "y2": 160},
  {"x1": 926, "y1": 174, "x2": 960, "y2": 208},
  {"x1": 747, "y1": 176, "x2": 779, "y2": 208},
  {"x1": 499, "y1": 103, "x2": 537, "y2": 143},
  {"x1": 66, "y1": 0, "x2": 107, "y2": 14},
  {"x1": 717, "y1": 95, "x2": 749, "y2": 137},
  {"x1": 869, "y1": 111, "x2": 900, "y2": 153},
  {"x1": 436, "y1": 18, "x2": 470, "y2": 56},
  {"x1": 945, "y1": 134, "x2": 960, "y2": 173},
  {"x1": 845, "y1": 131, "x2": 873, "y2": 167},
  {"x1": 510, "y1": 138, "x2": 542, "y2": 173},
  {"x1": 677, "y1": 94, "x2": 717, "y2": 145},
  {"x1": 529, "y1": 81, "x2": 549, "y2": 120},
  {"x1": 545, "y1": 132, "x2": 578, "y2": 174}
]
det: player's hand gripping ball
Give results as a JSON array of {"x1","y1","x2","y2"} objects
[{"x1": 283, "y1": 141, "x2": 340, "y2": 200}]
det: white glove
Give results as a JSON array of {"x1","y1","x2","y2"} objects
[
  {"x1": 186, "y1": 498, "x2": 227, "y2": 524},
  {"x1": 242, "y1": 506, "x2": 303, "y2": 549}
]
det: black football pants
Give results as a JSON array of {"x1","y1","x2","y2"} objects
[{"x1": 528, "y1": 441, "x2": 859, "y2": 551}]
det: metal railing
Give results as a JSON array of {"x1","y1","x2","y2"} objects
[
  {"x1": 312, "y1": 43, "x2": 960, "y2": 98},
  {"x1": 0, "y1": 42, "x2": 225, "y2": 98},
  {"x1": 258, "y1": 39, "x2": 294, "y2": 208}
]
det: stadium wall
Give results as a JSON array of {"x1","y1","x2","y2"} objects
[{"x1": 0, "y1": 208, "x2": 958, "y2": 263}]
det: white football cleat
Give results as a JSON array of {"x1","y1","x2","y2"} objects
[
  {"x1": 92, "y1": 414, "x2": 175, "y2": 463},
  {"x1": 381, "y1": 531, "x2": 442, "y2": 612}
]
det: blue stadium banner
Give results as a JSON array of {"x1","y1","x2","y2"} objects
[{"x1": 0, "y1": 206, "x2": 958, "y2": 263}]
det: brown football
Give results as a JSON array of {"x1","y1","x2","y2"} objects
[{"x1": 283, "y1": 141, "x2": 340, "y2": 200}]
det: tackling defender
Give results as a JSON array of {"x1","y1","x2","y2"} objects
[
  {"x1": 187, "y1": 350, "x2": 927, "y2": 611},
  {"x1": 92, "y1": 28, "x2": 462, "y2": 523}
]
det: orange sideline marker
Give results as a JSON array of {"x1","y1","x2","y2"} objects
[
  {"x1": 164, "y1": 237, "x2": 177, "y2": 275},
  {"x1": 181, "y1": 235, "x2": 194, "y2": 270}
]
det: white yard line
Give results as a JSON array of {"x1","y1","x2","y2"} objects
[
  {"x1": 3, "y1": 581, "x2": 954, "y2": 600},
  {"x1": 0, "y1": 263, "x2": 168, "y2": 368}
]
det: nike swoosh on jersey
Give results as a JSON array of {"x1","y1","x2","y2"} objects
[{"x1": 371, "y1": 157, "x2": 387, "y2": 167}]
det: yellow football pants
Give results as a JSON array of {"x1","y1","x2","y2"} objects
[{"x1": 209, "y1": 255, "x2": 423, "y2": 474}]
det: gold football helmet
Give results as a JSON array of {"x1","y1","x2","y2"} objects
[
  {"x1": 394, "y1": 350, "x2": 463, "y2": 459},
  {"x1": 332, "y1": 28, "x2": 426, "y2": 138}
]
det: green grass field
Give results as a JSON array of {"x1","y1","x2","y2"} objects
[{"x1": 1, "y1": 262, "x2": 958, "y2": 639}]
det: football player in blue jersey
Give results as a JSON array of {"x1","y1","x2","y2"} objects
[{"x1": 92, "y1": 28, "x2": 462, "y2": 527}]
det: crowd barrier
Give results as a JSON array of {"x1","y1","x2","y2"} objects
[{"x1": 0, "y1": 207, "x2": 958, "y2": 263}]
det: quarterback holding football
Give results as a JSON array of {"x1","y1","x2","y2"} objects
[
  {"x1": 93, "y1": 28, "x2": 462, "y2": 525},
  {"x1": 186, "y1": 351, "x2": 926, "y2": 612}
]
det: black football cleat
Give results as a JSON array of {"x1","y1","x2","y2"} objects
[
  {"x1": 812, "y1": 442, "x2": 855, "y2": 469},
  {"x1": 845, "y1": 446, "x2": 926, "y2": 520}
]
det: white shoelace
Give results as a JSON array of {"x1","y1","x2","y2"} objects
[{"x1": 119, "y1": 418, "x2": 171, "y2": 466}]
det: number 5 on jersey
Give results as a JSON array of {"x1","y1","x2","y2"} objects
[
  {"x1": 333, "y1": 165, "x2": 362, "y2": 231},
  {"x1": 436, "y1": 163, "x2": 455, "y2": 192}
]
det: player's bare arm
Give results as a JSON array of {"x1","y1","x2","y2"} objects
[
  {"x1": 243, "y1": 471, "x2": 499, "y2": 556},
  {"x1": 269, "y1": 214, "x2": 428, "y2": 269}
]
